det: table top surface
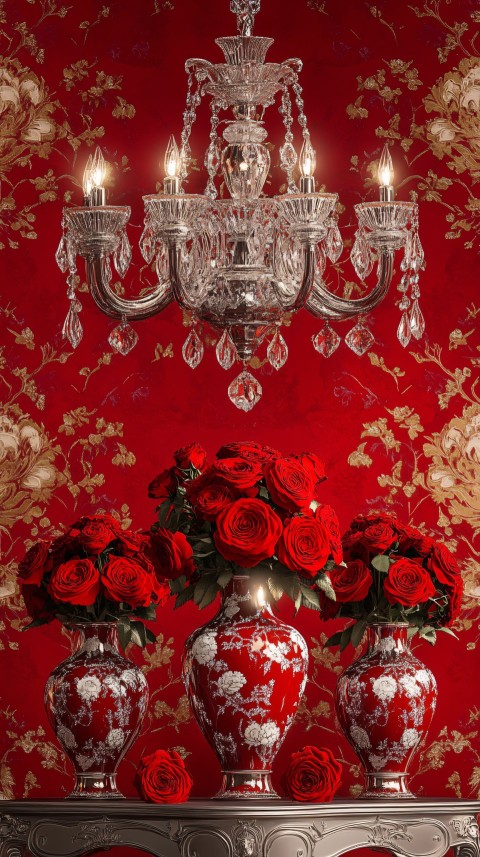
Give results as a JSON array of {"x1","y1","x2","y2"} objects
[{"x1": 1, "y1": 797, "x2": 480, "y2": 818}]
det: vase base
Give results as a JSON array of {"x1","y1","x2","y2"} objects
[
  {"x1": 69, "y1": 773, "x2": 125, "y2": 799},
  {"x1": 361, "y1": 772, "x2": 414, "y2": 799},
  {"x1": 217, "y1": 770, "x2": 279, "y2": 799}
]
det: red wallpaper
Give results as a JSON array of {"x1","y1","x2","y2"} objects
[{"x1": 1, "y1": 0, "x2": 480, "y2": 801}]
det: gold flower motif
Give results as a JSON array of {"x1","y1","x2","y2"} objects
[
  {"x1": 425, "y1": 57, "x2": 480, "y2": 178},
  {"x1": 424, "y1": 404, "x2": 480, "y2": 532}
]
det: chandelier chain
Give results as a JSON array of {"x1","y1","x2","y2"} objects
[{"x1": 230, "y1": 0, "x2": 261, "y2": 35}]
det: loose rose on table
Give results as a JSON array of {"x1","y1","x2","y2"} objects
[
  {"x1": 323, "y1": 512, "x2": 463, "y2": 649},
  {"x1": 281, "y1": 745, "x2": 342, "y2": 802},
  {"x1": 148, "y1": 441, "x2": 342, "y2": 613},
  {"x1": 18, "y1": 513, "x2": 169, "y2": 649},
  {"x1": 136, "y1": 749, "x2": 193, "y2": 803}
]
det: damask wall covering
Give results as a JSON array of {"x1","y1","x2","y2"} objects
[{"x1": 1, "y1": 0, "x2": 480, "y2": 802}]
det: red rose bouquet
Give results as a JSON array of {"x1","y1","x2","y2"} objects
[
  {"x1": 148, "y1": 441, "x2": 341, "y2": 610},
  {"x1": 323, "y1": 512, "x2": 463, "y2": 648},
  {"x1": 18, "y1": 514, "x2": 169, "y2": 648}
]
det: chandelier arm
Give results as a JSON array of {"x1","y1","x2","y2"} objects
[
  {"x1": 86, "y1": 256, "x2": 173, "y2": 320},
  {"x1": 272, "y1": 244, "x2": 316, "y2": 312},
  {"x1": 168, "y1": 243, "x2": 198, "y2": 312},
  {"x1": 306, "y1": 248, "x2": 395, "y2": 321}
]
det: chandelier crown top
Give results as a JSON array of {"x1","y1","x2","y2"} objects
[{"x1": 230, "y1": 0, "x2": 261, "y2": 35}]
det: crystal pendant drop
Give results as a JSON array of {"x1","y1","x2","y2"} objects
[
  {"x1": 66, "y1": 238, "x2": 76, "y2": 271},
  {"x1": 140, "y1": 225, "x2": 156, "y2": 263},
  {"x1": 345, "y1": 322, "x2": 374, "y2": 356},
  {"x1": 325, "y1": 222, "x2": 343, "y2": 263},
  {"x1": 400, "y1": 232, "x2": 412, "y2": 272},
  {"x1": 397, "y1": 311, "x2": 412, "y2": 347},
  {"x1": 411, "y1": 234, "x2": 425, "y2": 272},
  {"x1": 216, "y1": 329, "x2": 237, "y2": 370},
  {"x1": 312, "y1": 324, "x2": 341, "y2": 358},
  {"x1": 350, "y1": 232, "x2": 373, "y2": 280},
  {"x1": 55, "y1": 236, "x2": 69, "y2": 273},
  {"x1": 182, "y1": 329, "x2": 204, "y2": 369},
  {"x1": 62, "y1": 300, "x2": 83, "y2": 349},
  {"x1": 267, "y1": 329, "x2": 288, "y2": 370},
  {"x1": 114, "y1": 231, "x2": 132, "y2": 277},
  {"x1": 315, "y1": 245, "x2": 326, "y2": 277},
  {"x1": 409, "y1": 299, "x2": 425, "y2": 340},
  {"x1": 228, "y1": 370, "x2": 262, "y2": 412},
  {"x1": 279, "y1": 141, "x2": 297, "y2": 172},
  {"x1": 108, "y1": 319, "x2": 139, "y2": 355}
]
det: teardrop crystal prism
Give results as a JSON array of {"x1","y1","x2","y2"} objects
[
  {"x1": 315, "y1": 245, "x2": 326, "y2": 277},
  {"x1": 397, "y1": 311, "x2": 412, "y2": 347},
  {"x1": 62, "y1": 300, "x2": 83, "y2": 349},
  {"x1": 228, "y1": 370, "x2": 262, "y2": 412},
  {"x1": 400, "y1": 232, "x2": 412, "y2": 272},
  {"x1": 182, "y1": 329, "x2": 204, "y2": 369},
  {"x1": 411, "y1": 233, "x2": 425, "y2": 272},
  {"x1": 216, "y1": 329, "x2": 237, "y2": 370},
  {"x1": 66, "y1": 237, "x2": 76, "y2": 272},
  {"x1": 350, "y1": 231, "x2": 373, "y2": 280},
  {"x1": 114, "y1": 230, "x2": 132, "y2": 277},
  {"x1": 345, "y1": 322, "x2": 374, "y2": 356},
  {"x1": 140, "y1": 225, "x2": 156, "y2": 263},
  {"x1": 409, "y1": 299, "x2": 425, "y2": 340},
  {"x1": 55, "y1": 235, "x2": 69, "y2": 273},
  {"x1": 325, "y1": 222, "x2": 343, "y2": 263},
  {"x1": 312, "y1": 324, "x2": 341, "y2": 358},
  {"x1": 108, "y1": 320, "x2": 139, "y2": 355},
  {"x1": 279, "y1": 141, "x2": 297, "y2": 172},
  {"x1": 267, "y1": 329, "x2": 288, "y2": 370}
]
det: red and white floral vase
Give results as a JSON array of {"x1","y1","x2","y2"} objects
[
  {"x1": 335, "y1": 623, "x2": 437, "y2": 798},
  {"x1": 183, "y1": 575, "x2": 309, "y2": 798},
  {"x1": 44, "y1": 623, "x2": 149, "y2": 798}
]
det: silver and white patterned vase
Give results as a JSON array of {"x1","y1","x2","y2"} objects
[
  {"x1": 335, "y1": 623, "x2": 437, "y2": 798},
  {"x1": 44, "y1": 623, "x2": 149, "y2": 799}
]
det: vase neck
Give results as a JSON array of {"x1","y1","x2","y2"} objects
[
  {"x1": 367, "y1": 623, "x2": 409, "y2": 655},
  {"x1": 71, "y1": 622, "x2": 120, "y2": 654},
  {"x1": 221, "y1": 575, "x2": 268, "y2": 619}
]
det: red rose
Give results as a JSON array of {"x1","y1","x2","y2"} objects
[
  {"x1": 384, "y1": 558, "x2": 436, "y2": 607},
  {"x1": 48, "y1": 559, "x2": 100, "y2": 606},
  {"x1": 281, "y1": 745, "x2": 342, "y2": 802},
  {"x1": 22, "y1": 585, "x2": 53, "y2": 622},
  {"x1": 293, "y1": 452, "x2": 326, "y2": 498},
  {"x1": 116, "y1": 529, "x2": 150, "y2": 556},
  {"x1": 186, "y1": 469, "x2": 236, "y2": 521},
  {"x1": 264, "y1": 458, "x2": 315, "y2": 513},
  {"x1": 427, "y1": 543, "x2": 461, "y2": 588},
  {"x1": 148, "y1": 468, "x2": 177, "y2": 500},
  {"x1": 412, "y1": 535, "x2": 436, "y2": 557},
  {"x1": 102, "y1": 556, "x2": 156, "y2": 608},
  {"x1": 330, "y1": 560, "x2": 373, "y2": 603},
  {"x1": 315, "y1": 505, "x2": 343, "y2": 564},
  {"x1": 446, "y1": 577, "x2": 463, "y2": 625},
  {"x1": 350, "y1": 513, "x2": 396, "y2": 531},
  {"x1": 174, "y1": 442, "x2": 207, "y2": 471},
  {"x1": 73, "y1": 516, "x2": 118, "y2": 554},
  {"x1": 136, "y1": 748, "x2": 193, "y2": 803},
  {"x1": 155, "y1": 578, "x2": 171, "y2": 607},
  {"x1": 214, "y1": 457, "x2": 263, "y2": 491},
  {"x1": 319, "y1": 588, "x2": 340, "y2": 620},
  {"x1": 277, "y1": 516, "x2": 331, "y2": 578},
  {"x1": 18, "y1": 541, "x2": 51, "y2": 585},
  {"x1": 214, "y1": 499, "x2": 282, "y2": 568},
  {"x1": 362, "y1": 522, "x2": 397, "y2": 553},
  {"x1": 217, "y1": 441, "x2": 281, "y2": 463},
  {"x1": 150, "y1": 529, "x2": 195, "y2": 581}
]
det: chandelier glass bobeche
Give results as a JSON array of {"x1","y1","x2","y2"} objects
[{"x1": 56, "y1": 0, "x2": 426, "y2": 411}]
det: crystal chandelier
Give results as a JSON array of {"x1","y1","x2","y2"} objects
[{"x1": 56, "y1": 0, "x2": 425, "y2": 412}]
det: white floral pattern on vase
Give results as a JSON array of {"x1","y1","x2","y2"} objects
[
  {"x1": 44, "y1": 623, "x2": 149, "y2": 799},
  {"x1": 335, "y1": 623, "x2": 437, "y2": 798},
  {"x1": 183, "y1": 575, "x2": 309, "y2": 799}
]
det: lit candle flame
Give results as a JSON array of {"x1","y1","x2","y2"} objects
[
  {"x1": 257, "y1": 586, "x2": 266, "y2": 608},
  {"x1": 165, "y1": 134, "x2": 181, "y2": 178},
  {"x1": 300, "y1": 138, "x2": 316, "y2": 178},
  {"x1": 83, "y1": 147, "x2": 106, "y2": 197},
  {"x1": 378, "y1": 143, "x2": 394, "y2": 187}
]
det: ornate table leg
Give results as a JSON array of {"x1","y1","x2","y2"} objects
[
  {"x1": 0, "y1": 816, "x2": 30, "y2": 857},
  {"x1": 451, "y1": 817, "x2": 480, "y2": 857}
]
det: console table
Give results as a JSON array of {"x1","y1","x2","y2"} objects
[{"x1": 0, "y1": 799, "x2": 479, "y2": 857}]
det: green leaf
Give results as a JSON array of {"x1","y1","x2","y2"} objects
[
  {"x1": 300, "y1": 586, "x2": 321, "y2": 611},
  {"x1": 258, "y1": 486, "x2": 269, "y2": 500},
  {"x1": 175, "y1": 585, "x2": 196, "y2": 609},
  {"x1": 324, "y1": 630, "x2": 343, "y2": 648},
  {"x1": 437, "y1": 626, "x2": 459, "y2": 639},
  {"x1": 131, "y1": 604, "x2": 157, "y2": 621},
  {"x1": 194, "y1": 574, "x2": 217, "y2": 606},
  {"x1": 145, "y1": 627, "x2": 157, "y2": 644},
  {"x1": 267, "y1": 576, "x2": 284, "y2": 601},
  {"x1": 371, "y1": 554, "x2": 391, "y2": 573},
  {"x1": 340, "y1": 623, "x2": 354, "y2": 651},
  {"x1": 130, "y1": 620, "x2": 147, "y2": 648},
  {"x1": 117, "y1": 618, "x2": 131, "y2": 652},
  {"x1": 316, "y1": 573, "x2": 336, "y2": 602},
  {"x1": 198, "y1": 583, "x2": 220, "y2": 610},
  {"x1": 350, "y1": 619, "x2": 367, "y2": 649},
  {"x1": 157, "y1": 501, "x2": 172, "y2": 528},
  {"x1": 217, "y1": 569, "x2": 233, "y2": 589},
  {"x1": 169, "y1": 576, "x2": 187, "y2": 595}
]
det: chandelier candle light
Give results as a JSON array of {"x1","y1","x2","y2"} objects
[{"x1": 56, "y1": 0, "x2": 426, "y2": 411}]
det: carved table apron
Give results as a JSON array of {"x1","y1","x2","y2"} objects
[{"x1": 0, "y1": 799, "x2": 479, "y2": 857}]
